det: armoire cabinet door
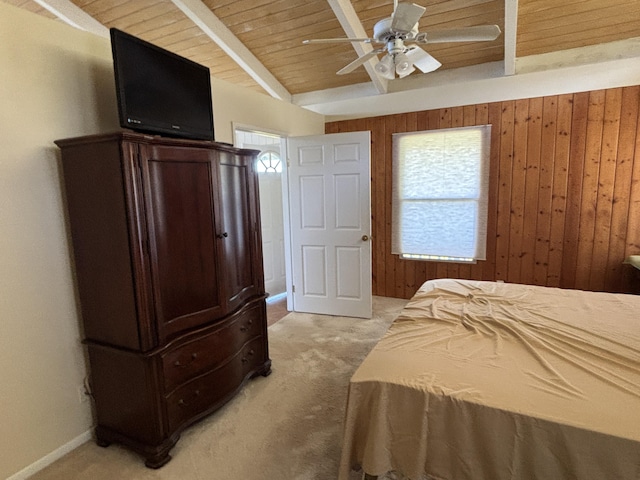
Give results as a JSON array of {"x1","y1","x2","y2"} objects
[
  {"x1": 216, "y1": 151, "x2": 264, "y2": 312},
  {"x1": 140, "y1": 145, "x2": 225, "y2": 341}
]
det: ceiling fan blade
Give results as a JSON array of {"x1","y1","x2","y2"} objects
[
  {"x1": 303, "y1": 38, "x2": 374, "y2": 45},
  {"x1": 337, "y1": 50, "x2": 383, "y2": 75},
  {"x1": 405, "y1": 46, "x2": 442, "y2": 73},
  {"x1": 418, "y1": 25, "x2": 501, "y2": 44},
  {"x1": 391, "y1": 3, "x2": 426, "y2": 32}
]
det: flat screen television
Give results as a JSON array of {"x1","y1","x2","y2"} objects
[{"x1": 110, "y1": 28, "x2": 214, "y2": 141}]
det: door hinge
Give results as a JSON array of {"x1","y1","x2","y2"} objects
[{"x1": 292, "y1": 285, "x2": 295, "y2": 293}]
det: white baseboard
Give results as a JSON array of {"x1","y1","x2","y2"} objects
[{"x1": 6, "y1": 429, "x2": 92, "y2": 480}]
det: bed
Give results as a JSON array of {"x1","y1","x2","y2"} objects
[{"x1": 338, "y1": 279, "x2": 640, "y2": 480}]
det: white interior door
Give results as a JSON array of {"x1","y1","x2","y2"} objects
[{"x1": 287, "y1": 131, "x2": 372, "y2": 318}]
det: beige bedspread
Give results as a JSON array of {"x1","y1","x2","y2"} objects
[{"x1": 339, "y1": 279, "x2": 640, "y2": 480}]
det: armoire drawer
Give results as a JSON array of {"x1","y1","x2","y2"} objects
[
  {"x1": 161, "y1": 306, "x2": 264, "y2": 392},
  {"x1": 165, "y1": 338, "x2": 265, "y2": 432}
]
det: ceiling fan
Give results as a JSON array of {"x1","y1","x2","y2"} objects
[{"x1": 303, "y1": 1, "x2": 501, "y2": 80}]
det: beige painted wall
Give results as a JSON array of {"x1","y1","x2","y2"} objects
[
  {"x1": 0, "y1": 3, "x2": 323, "y2": 478},
  {"x1": 211, "y1": 77, "x2": 325, "y2": 143},
  {"x1": 0, "y1": 6, "x2": 117, "y2": 480}
]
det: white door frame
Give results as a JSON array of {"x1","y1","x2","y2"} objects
[{"x1": 233, "y1": 124, "x2": 292, "y2": 310}]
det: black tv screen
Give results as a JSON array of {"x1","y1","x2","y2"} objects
[{"x1": 110, "y1": 28, "x2": 214, "y2": 141}]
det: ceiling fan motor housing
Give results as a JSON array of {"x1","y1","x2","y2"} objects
[{"x1": 373, "y1": 17, "x2": 419, "y2": 43}]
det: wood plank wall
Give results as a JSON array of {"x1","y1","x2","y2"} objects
[{"x1": 326, "y1": 86, "x2": 640, "y2": 299}]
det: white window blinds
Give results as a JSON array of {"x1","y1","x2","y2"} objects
[{"x1": 392, "y1": 125, "x2": 491, "y2": 262}]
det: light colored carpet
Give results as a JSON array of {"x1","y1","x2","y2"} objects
[{"x1": 30, "y1": 296, "x2": 408, "y2": 480}]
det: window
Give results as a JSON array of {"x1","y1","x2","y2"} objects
[
  {"x1": 256, "y1": 151, "x2": 282, "y2": 173},
  {"x1": 392, "y1": 125, "x2": 491, "y2": 263}
]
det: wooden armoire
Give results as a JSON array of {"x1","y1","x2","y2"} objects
[{"x1": 56, "y1": 131, "x2": 271, "y2": 468}]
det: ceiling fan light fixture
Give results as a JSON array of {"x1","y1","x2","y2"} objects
[
  {"x1": 375, "y1": 54, "x2": 396, "y2": 79},
  {"x1": 397, "y1": 63, "x2": 415, "y2": 78},
  {"x1": 394, "y1": 52, "x2": 413, "y2": 76}
]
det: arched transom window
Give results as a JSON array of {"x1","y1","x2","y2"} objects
[{"x1": 256, "y1": 151, "x2": 282, "y2": 173}]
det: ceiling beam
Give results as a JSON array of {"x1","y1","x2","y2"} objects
[
  {"x1": 171, "y1": 0, "x2": 291, "y2": 102},
  {"x1": 504, "y1": 0, "x2": 518, "y2": 75},
  {"x1": 300, "y1": 51, "x2": 640, "y2": 120},
  {"x1": 32, "y1": 0, "x2": 109, "y2": 38},
  {"x1": 327, "y1": 0, "x2": 388, "y2": 94}
]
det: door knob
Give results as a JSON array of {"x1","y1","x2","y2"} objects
[{"x1": 362, "y1": 235, "x2": 369, "y2": 241}]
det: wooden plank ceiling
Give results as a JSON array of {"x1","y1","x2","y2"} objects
[{"x1": 4, "y1": 0, "x2": 640, "y2": 97}]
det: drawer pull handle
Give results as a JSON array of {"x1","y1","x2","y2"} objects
[
  {"x1": 240, "y1": 319, "x2": 254, "y2": 332},
  {"x1": 174, "y1": 352, "x2": 198, "y2": 368},
  {"x1": 178, "y1": 390, "x2": 200, "y2": 407},
  {"x1": 242, "y1": 349, "x2": 256, "y2": 364}
]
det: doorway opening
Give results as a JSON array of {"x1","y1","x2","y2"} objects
[{"x1": 234, "y1": 127, "x2": 288, "y2": 304}]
